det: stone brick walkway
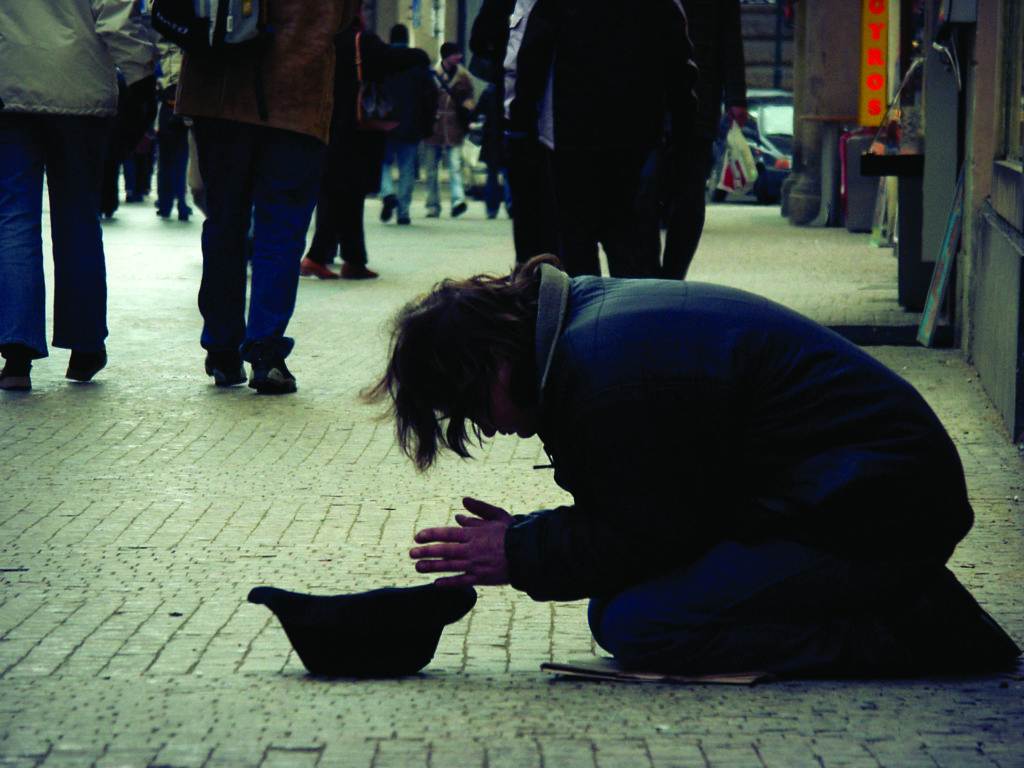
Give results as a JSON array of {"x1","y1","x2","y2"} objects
[{"x1": 1, "y1": 197, "x2": 1021, "y2": 767}]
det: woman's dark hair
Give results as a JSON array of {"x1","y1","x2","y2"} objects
[{"x1": 365, "y1": 254, "x2": 561, "y2": 470}]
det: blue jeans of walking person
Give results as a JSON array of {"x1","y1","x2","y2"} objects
[
  {"x1": 156, "y1": 102, "x2": 191, "y2": 219},
  {"x1": 484, "y1": 163, "x2": 511, "y2": 218},
  {"x1": 424, "y1": 144, "x2": 465, "y2": 216},
  {"x1": 0, "y1": 113, "x2": 112, "y2": 360},
  {"x1": 380, "y1": 139, "x2": 418, "y2": 221},
  {"x1": 192, "y1": 118, "x2": 324, "y2": 364}
]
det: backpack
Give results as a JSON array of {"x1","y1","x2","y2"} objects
[
  {"x1": 151, "y1": 0, "x2": 271, "y2": 55},
  {"x1": 151, "y1": 0, "x2": 273, "y2": 120}
]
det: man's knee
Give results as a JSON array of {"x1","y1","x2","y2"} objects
[{"x1": 588, "y1": 594, "x2": 702, "y2": 664}]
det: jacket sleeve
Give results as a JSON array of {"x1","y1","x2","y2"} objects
[
  {"x1": 718, "y1": 0, "x2": 748, "y2": 108},
  {"x1": 92, "y1": 0, "x2": 156, "y2": 86},
  {"x1": 661, "y1": 0, "x2": 699, "y2": 140},
  {"x1": 470, "y1": 0, "x2": 516, "y2": 79},
  {"x1": 452, "y1": 70, "x2": 476, "y2": 109},
  {"x1": 504, "y1": 382, "x2": 732, "y2": 602}
]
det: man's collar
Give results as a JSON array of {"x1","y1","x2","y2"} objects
[{"x1": 534, "y1": 264, "x2": 570, "y2": 406}]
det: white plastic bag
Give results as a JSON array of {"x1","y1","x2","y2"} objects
[{"x1": 717, "y1": 121, "x2": 759, "y2": 194}]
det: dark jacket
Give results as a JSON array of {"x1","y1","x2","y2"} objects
[
  {"x1": 505, "y1": 268, "x2": 974, "y2": 602},
  {"x1": 512, "y1": 0, "x2": 698, "y2": 151},
  {"x1": 681, "y1": 0, "x2": 748, "y2": 138},
  {"x1": 326, "y1": 26, "x2": 430, "y2": 194},
  {"x1": 379, "y1": 44, "x2": 437, "y2": 142}
]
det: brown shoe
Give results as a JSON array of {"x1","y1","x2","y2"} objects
[
  {"x1": 300, "y1": 257, "x2": 340, "y2": 280},
  {"x1": 340, "y1": 263, "x2": 379, "y2": 280}
]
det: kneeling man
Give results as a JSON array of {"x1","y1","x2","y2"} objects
[{"x1": 368, "y1": 256, "x2": 1019, "y2": 676}]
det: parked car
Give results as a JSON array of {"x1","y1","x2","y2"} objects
[{"x1": 708, "y1": 88, "x2": 794, "y2": 204}]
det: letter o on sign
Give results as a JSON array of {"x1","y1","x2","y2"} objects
[
  {"x1": 869, "y1": 0, "x2": 886, "y2": 13},
  {"x1": 866, "y1": 73, "x2": 884, "y2": 91}
]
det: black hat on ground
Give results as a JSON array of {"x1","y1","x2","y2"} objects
[{"x1": 248, "y1": 583, "x2": 477, "y2": 678}]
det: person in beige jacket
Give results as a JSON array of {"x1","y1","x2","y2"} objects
[
  {"x1": 423, "y1": 42, "x2": 475, "y2": 219},
  {"x1": 0, "y1": 0, "x2": 156, "y2": 392},
  {"x1": 175, "y1": 0, "x2": 357, "y2": 395}
]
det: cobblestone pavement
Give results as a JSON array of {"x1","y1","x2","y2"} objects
[{"x1": 2, "y1": 197, "x2": 1022, "y2": 767}]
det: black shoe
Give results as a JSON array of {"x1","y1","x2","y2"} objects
[
  {"x1": 156, "y1": 209, "x2": 171, "y2": 219},
  {"x1": 0, "y1": 345, "x2": 32, "y2": 391},
  {"x1": 451, "y1": 202, "x2": 468, "y2": 218},
  {"x1": 178, "y1": 207, "x2": 192, "y2": 222},
  {"x1": 249, "y1": 357, "x2": 297, "y2": 394},
  {"x1": 204, "y1": 351, "x2": 246, "y2": 387},
  {"x1": 66, "y1": 348, "x2": 106, "y2": 382},
  {"x1": 380, "y1": 194, "x2": 398, "y2": 223},
  {"x1": 396, "y1": 215, "x2": 411, "y2": 226}
]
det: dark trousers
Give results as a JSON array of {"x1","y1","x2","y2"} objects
[
  {"x1": 551, "y1": 146, "x2": 657, "y2": 278},
  {"x1": 661, "y1": 136, "x2": 715, "y2": 279},
  {"x1": 0, "y1": 113, "x2": 112, "y2": 358},
  {"x1": 156, "y1": 103, "x2": 190, "y2": 216},
  {"x1": 588, "y1": 539, "x2": 1018, "y2": 677},
  {"x1": 506, "y1": 138, "x2": 557, "y2": 264},
  {"x1": 193, "y1": 118, "x2": 324, "y2": 362},
  {"x1": 306, "y1": 179, "x2": 367, "y2": 268}
]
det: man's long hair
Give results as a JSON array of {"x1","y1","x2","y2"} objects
[{"x1": 365, "y1": 254, "x2": 560, "y2": 470}]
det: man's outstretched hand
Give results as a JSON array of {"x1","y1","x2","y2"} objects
[{"x1": 410, "y1": 497, "x2": 513, "y2": 587}]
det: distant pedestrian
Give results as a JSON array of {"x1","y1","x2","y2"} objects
[
  {"x1": 659, "y1": 0, "x2": 748, "y2": 279},
  {"x1": 475, "y1": 84, "x2": 512, "y2": 219},
  {"x1": 301, "y1": 13, "x2": 431, "y2": 280},
  {"x1": 378, "y1": 24, "x2": 438, "y2": 227},
  {"x1": 175, "y1": 0, "x2": 357, "y2": 394},
  {"x1": 0, "y1": 0, "x2": 156, "y2": 391},
  {"x1": 423, "y1": 42, "x2": 475, "y2": 220},
  {"x1": 154, "y1": 37, "x2": 192, "y2": 221},
  {"x1": 511, "y1": 0, "x2": 698, "y2": 277}
]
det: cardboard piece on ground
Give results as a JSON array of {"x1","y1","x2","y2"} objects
[{"x1": 541, "y1": 657, "x2": 771, "y2": 686}]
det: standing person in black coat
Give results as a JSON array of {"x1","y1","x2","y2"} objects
[
  {"x1": 301, "y1": 13, "x2": 430, "y2": 280},
  {"x1": 475, "y1": 84, "x2": 511, "y2": 219},
  {"x1": 512, "y1": 0, "x2": 698, "y2": 278},
  {"x1": 469, "y1": 0, "x2": 555, "y2": 260},
  {"x1": 378, "y1": 24, "x2": 436, "y2": 227},
  {"x1": 659, "y1": 0, "x2": 748, "y2": 279},
  {"x1": 367, "y1": 256, "x2": 1021, "y2": 678}
]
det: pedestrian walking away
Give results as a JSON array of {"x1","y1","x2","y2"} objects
[
  {"x1": 154, "y1": 35, "x2": 192, "y2": 221},
  {"x1": 657, "y1": 0, "x2": 748, "y2": 280},
  {"x1": 175, "y1": 0, "x2": 358, "y2": 394},
  {"x1": 378, "y1": 24, "x2": 437, "y2": 227},
  {"x1": 423, "y1": 42, "x2": 475, "y2": 220},
  {"x1": 368, "y1": 256, "x2": 1021, "y2": 677},
  {"x1": 302, "y1": 11, "x2": 432, "y2": 281},
  {"x1": 0, "y1": 0, "x2": 156, "y2": 391}
]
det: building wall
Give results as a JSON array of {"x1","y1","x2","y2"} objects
[{"x1": 960, "y1": 0, "x2": 1024, "y2": 442}]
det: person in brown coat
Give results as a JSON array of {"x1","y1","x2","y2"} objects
[
  {"x1": 423, "y1": 42, "x2": 475, "y2": 219},
  {"x1": 175, "y1": 0, "x2": 356, "y2": 394}
]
